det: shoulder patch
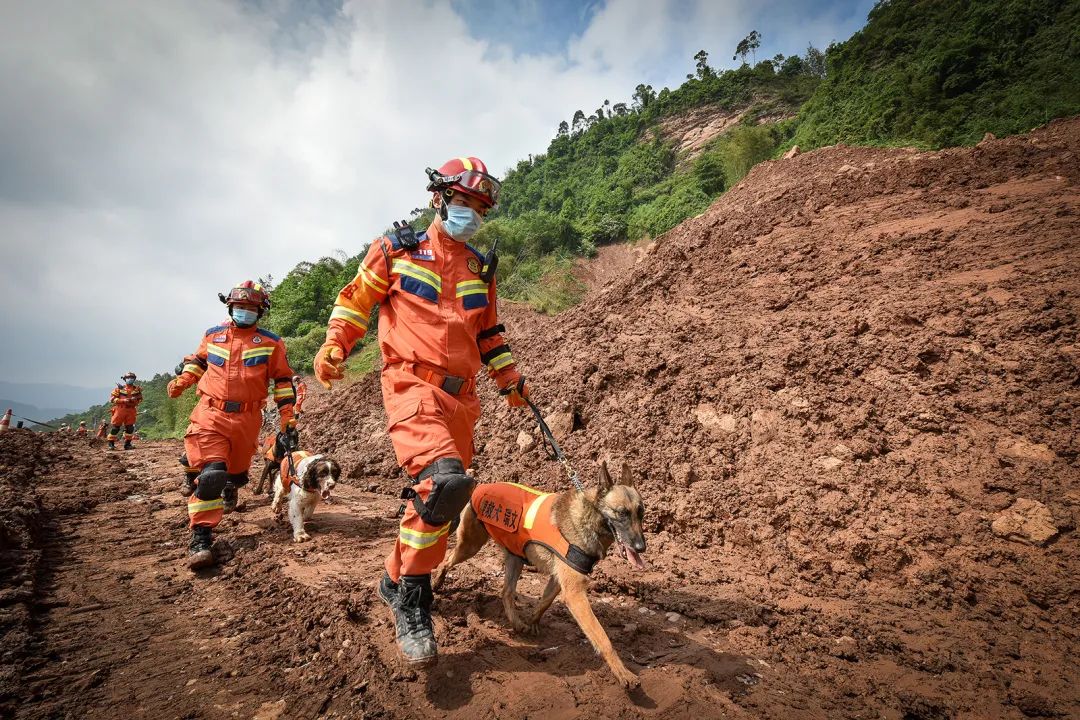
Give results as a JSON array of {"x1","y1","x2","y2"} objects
[
  {"x1": 386, "y1": 232, "x2": 402, "y2": 251},
  {"x1": 255, "y1": 327, "x2": 281, "y2": 342},
  {"x1": 205, "y1": 325, "x2": 227, "y2": 336},
  {"x1": 465, "y1": 243, "x2": 485, "y2": 262}
]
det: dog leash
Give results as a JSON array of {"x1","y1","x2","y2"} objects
[{"x1": 524, "y1": 397, "x2": 584, "y2": 494}]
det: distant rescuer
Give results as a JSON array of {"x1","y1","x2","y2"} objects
[
  {"x1": 293, "y1": 374, "x2": 308, "y2": 419},
  {"x1": 167, "y1": 280, "x2": 297, "y2": 570},
  {"x1": 107, "y1": 372, "x2": 142, "y2": 450},
  {"x1": 314, "y1": 157, "x2": 531, "y2": 666}
]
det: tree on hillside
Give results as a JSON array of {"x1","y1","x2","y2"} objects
[
  {"x1": 612, "y1": 102, "x2": 628, "y2": 116},
  {"x1": 803, "y1": 44, "x2": 826, "y2": 78},
  {"x1": 557, "y1": 120, "x2": 569, "y2": 137},
  {"x1": 571, "y1": 109, "x2": 586, "y2": 134},
  {"x1": 632, "y1": 83, "x2": 655, "y2": 110},
  {"x1": 734, "y1": 30, "x2": 762, "y2": 64},
  {"x1": 694, "y1": 49, "x2": 713, "y2": 79}
]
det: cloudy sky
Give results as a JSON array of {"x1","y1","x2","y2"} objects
[{"x1": 0, "y1": 0, "x2": 874, "y2": 391}]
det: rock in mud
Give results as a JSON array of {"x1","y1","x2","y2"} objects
[
  {"x1": 991, "y1": 498, "x2": 1058, "y2": 546},
  {"x1": 516, "y1": 431, "x2": 536, "y2": 452}
]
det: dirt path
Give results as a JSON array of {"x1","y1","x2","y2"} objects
[{"x1": 4, "y1": 432, "x2": 826, "y2": 719}]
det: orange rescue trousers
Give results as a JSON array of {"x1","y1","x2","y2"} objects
[
  {"x1": 183, "y1": 398, "x2": 262, "y2": 529},
  {"x1": 382, "y1": 366, "x2": 480, "y2": 582}
]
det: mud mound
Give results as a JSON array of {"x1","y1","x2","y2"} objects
[{"x1": 300, "y1": 118, "x2": 1080, "y2": 717}]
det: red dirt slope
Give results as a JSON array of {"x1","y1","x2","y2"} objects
[{"x1": 302, "y1": 118, "x2": 1080, "y2": 718}]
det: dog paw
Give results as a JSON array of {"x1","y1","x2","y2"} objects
[
  {"x1": 293, "y1": 532, "x2": 311, "y2": 543},
  {"x1": 511, "y1": 619, "x2": 539, "y2": 636},
  {"x1": 614, "y1": 667, "x2": 640, "y2": 690}
]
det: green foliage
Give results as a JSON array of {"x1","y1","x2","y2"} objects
[
  {"x1": 496, "y1": 253, "x2": 587, "y2": 315},
  {"x1": 49, "y1": 372, "x2": 199, "y2": 440},
  {"x1": 344, "y1": 341, "x2": 382, "y2": 378},
  {"x1": 793, "y1": 0, "x2": 1080, "y2": 149}
]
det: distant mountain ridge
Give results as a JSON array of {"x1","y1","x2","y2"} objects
[{"x1": 0, "y1": 381, "x2": 111, "y2": 418}]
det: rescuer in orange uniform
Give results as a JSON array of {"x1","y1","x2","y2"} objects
[
  {"x1": 314, "y1": 157, "x2": 530, "y2": 665},
  {"x1": 293, "y1": 375, "x2": 308, "y2": 418},
  {"x1": 167, "y1": 281, "x2": 297, "y2": 570},
  {"x1": 76, "y1": 421, "x2": 87, "y2": 437},
  {"x1": 108, "y1": 372, "x2": 142, "y2": 450}
]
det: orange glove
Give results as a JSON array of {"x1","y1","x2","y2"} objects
[
  {"x1": 166, "y1": 380, "x2": 184, "y2": 399},
  {"x1": 314, "y1": 343, "x2": 346, "y2": 389},
  {"x1": 500, "y1": 377, "x2": 530, "y2": 408}
]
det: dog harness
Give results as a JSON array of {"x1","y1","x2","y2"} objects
[
  {"x1": 279, "y1": 451, "x2": 321, "y2": 490},
  {"x1": 470, "y1": 482, "x2": 599, "y2": 574}
]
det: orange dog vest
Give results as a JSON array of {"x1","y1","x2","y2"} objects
[{"x1": 470, "y1": 482, "x2": 599, "y2": 574}]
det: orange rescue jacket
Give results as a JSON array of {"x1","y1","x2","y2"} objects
[
  {"x1": 471, "y1": 483, "x2": 600, "y2": 575},
  {"x1": 324, "y1": 221, "x2": 521, "y2": 391},
  {"x1": 111, "y1": 385, "x2": 143, "y2": 408},
  {"x1": 173, "y1": 320, "x2": 296, "y2": 413}
]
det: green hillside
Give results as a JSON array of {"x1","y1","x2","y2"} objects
[{"x1": 793, "y1": 0, "x2": 1080, "y2": 148}]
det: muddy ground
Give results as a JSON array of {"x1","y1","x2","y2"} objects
[{"x1": 1, "y1": 119, "x2": 1078, "y2": 719}]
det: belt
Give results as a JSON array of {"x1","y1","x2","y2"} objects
[
  {"x1": 390, "y1": 361, "x2": 476, "y2": 396},
  {"x1": 207, "y1": 398, "x2": 264, "y2": 413}
]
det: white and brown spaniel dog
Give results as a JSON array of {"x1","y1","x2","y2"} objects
[{"x1": 270, "y1": 452, "x2": 340, "y2": 542}]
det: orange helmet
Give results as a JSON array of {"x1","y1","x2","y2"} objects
[
  {"x1": 219, "y1": 280, "x2": 270, "y2": 310},
  {"x1": 426, "y1": 157, "x2": 501, "y2": 209}
]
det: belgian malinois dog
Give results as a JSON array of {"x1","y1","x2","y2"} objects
[{"x1": 433, "y1": 461, "x2": 647, "y2": 689}]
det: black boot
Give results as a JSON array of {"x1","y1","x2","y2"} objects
[
  {"x1": 222, "y1": 482, "x2": 238, "y2": 514},
  {"x1": 123, "y1": 440, "x2": 133, "y2": 450},
  {"x1": 389, "y1": 575, "x2": 437, "y2": 666},
  {"x1": 187, "y1": 526, "x2": 214, "y2": 570},
  {"x1": 377, "y1": 572, "x2": 399, "y2": 609},
  {"x1": 107, "y1": 440, "x2": 116, "y2": 450}
]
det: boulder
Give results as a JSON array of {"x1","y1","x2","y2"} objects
[
  {"x1": 516, "y1": 431, "x2": 536, "y2": 452},
  {"x1": 544, "y1": 412, "x2": 575, "y2": 439},
  {"x1": 991, "y1": 498, "x2": 1058, "y2": 546},
  {"x1": 694, "y1": 404, "x2": 738, "y2": 438},
  {"x1": 782, "y1": 145, "x2": 801, "y2": 159}
]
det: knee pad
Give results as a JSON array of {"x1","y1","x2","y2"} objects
[
  {"x1": 194, "y1": 461, "x2": 229, "y2": 500},
  {"x1": 403, "y1": 458, "x2": 475, "y2": 526},
  {"x1": 226, "y1": 471, "x2": 249, "y2": 488}
]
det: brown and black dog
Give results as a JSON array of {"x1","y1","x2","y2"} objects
[{"x1": 433, "y1": 461, "x2": 646, "y2": 689}]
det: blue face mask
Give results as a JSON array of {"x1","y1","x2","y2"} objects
[
  {"x1": 442, "y1": 204, "x2": 482, "y2": 241},
  {"x1": 231, "y1": 307, "x2": 258, "y2": 327},
  {"x1": 124, "y1": 378, "x2": 134, "y2": 385}
]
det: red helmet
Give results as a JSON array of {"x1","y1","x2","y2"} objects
[
  {"x1": 427, "y1": 157, "x2": 501, "y2": 209},
  {"x1": 220, "y1": 280, "x2": 270, "y2": 310}
]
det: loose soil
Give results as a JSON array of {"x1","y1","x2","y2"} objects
[{"x1": 2, "y1": 119, "x2": 1078, "y2": 719}]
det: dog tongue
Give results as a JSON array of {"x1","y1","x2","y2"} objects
[{"x1": 624, "y1": 546, "x2": 646, "y2": 570}]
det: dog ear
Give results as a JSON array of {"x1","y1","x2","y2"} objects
[
  {"x1": 619, "y1": 462, "x2": 634, "y2": 487},
  {"x1": 329, "y1": 460, "x2": 341, "y2": 481},
  {"x1": 598, "y1": 460, "x2": 613, "y2": 493}
]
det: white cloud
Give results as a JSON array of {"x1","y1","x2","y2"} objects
[{"x1": 0, "y1": 0, "x2": 868, "y2": 387}]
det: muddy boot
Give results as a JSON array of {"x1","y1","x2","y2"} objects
[
  {"x1": 377, "y1": 572, "x2": 400, "y2": 609},
  {"x1": 123, "y1": 440, "x2": 133, "y2": 451},
  {"x1": 179, "y1": 474, "x2": 197, "y2": 497},
  {"x1": 187, "y1": 526, "x2": 214, "y2": 570},
  {"x1": 107, "y1": 440, "x2": 116, "y2": 451},
  {"x1": 390, "y1": 575, "x2": 437, "y2": 666},
  {"x1": 222, "y1": 483, "x2": 238, "y2": 514}
]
